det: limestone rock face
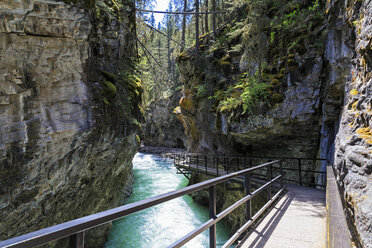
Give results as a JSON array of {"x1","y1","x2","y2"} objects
[
  {"x1": 176, "y1": 15, "x2": 328, "y2": 185},
  {"x1": 327, "y1": 0, "x2": 372, "y2": 246},
  {"x1": 0, "y1": 0, "x2": 140, "y2": 246},
  {"x1": 176, "y1": 1, "x2": 371, "y2": 245},
  {"x1": 143, "y1": 91, "x2": 186, "y2": 148}
]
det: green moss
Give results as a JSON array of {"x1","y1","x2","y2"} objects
[
  {"x1": 101, "y1": 70, "x2": 117, "y2": 83},
  {"x1": 270, "y1": 92, "x2": 285, "y2": 104},
  {"x1": 199, "y1": 45, "x2": 208, "y2": 51},
  {"x1": 270, "y1": 78, "x2": 281, "y2": 88},
  {"x1": 116, "y1": 71, "x2": 144, "y2": 101},
  {"x1": 102, "y1": 81, "x2": 117, "y2": 96},
  {"x1": 177, "y1": 51, "x2": 191, "y2": 62},
  {"x1": 219, "y1": 61, "x2": 232, "y2": 73}
]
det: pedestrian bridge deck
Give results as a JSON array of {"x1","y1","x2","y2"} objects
[
  {"x1": 175, "y1": 155, "x2": 327, "y2": 247},
  {"x1": 238, "y1": 184, "x2": 326, "y2": 248}
]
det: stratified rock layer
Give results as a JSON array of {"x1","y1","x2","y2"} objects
[
  {"x1": 327, "y1": 0, "x2": 372, "y2": 246},
  {"x1": 0, "y1": 0, "x2": 140, "y2": 246}
]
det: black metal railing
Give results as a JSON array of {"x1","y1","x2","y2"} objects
[
  {"x1": 0, "y1": 160, "x2": 285, "y2": 248},
  {"x1": 174, "y1": 153, "x2": 327, "y2": 188}
]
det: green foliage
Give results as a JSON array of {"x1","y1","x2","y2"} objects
[
  {"x1": 195, "y1": 84, "x2": 208, "y2": 99},
  {"x1": 136, "y1": 135, "x2": 141, "y2": 145},
  {"x1": 270, "y1": 31, "x2": 275, "y2": 44},
  {"x1": 100, "y1": 66, "x2": 144, "y2": 123},
  {"x1": 210, "y1": 72, "x2": 270, "y2": 114}
]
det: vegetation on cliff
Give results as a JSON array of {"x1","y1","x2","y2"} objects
[{"x1": 178, "y1": 0, "x2": 327, "y2": 117}]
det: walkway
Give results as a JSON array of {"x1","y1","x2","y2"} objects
[{"x1": 238, "y1": 184, "x2": 326, "y2": 248}]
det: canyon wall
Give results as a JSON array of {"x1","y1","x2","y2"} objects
[
  {"x1": 327, "y1": 0, "x2": 372, "y2": 246},
  {"x1": 176, "y1": 1, "x2": 329, "y2": 185},
  {"x1": 143, "y1": 90, "x2": 186, "y2": 149},
  {"x1": 0, "y1": 0, "x2": 141, "y2": 246},
  {"x1": 175, "y1": 0, "x2": 371, "y2": 244}
]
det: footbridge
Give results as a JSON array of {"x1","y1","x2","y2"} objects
[{"x1": 0, "y1": 154, "x2": 353, "y2": 248}]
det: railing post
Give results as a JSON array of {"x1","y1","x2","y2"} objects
[
  {"x1": 196, "y1": 155, "x2": 199, "y2": 174},
  {"x1": 280, "y1": 161, "x2": 284, "y2": 189},
  {"x1": 267, "y1": 162, "x2": 272, "y2": 201},
  {"x1": 245, "y1": 172, "x2": 252, "y2": 221},
  {"x1": 209, "y1": 185, "x2": 217, "y2": 248},
  {"x1": 298, "y1": 158, "x2": 303, "y2": 186},
  {"x1": 225, "y1": 157, "x2": 229, "y2": 174},
  {"x1": 205, "y1": 155, "x2": 208, "y2": 176},
  {"x1": 216, "y1": 157, "x2": 219, "y2": 176},
  {"x1": 69, "y1": 232, "x2": 84, "y2": 248}
]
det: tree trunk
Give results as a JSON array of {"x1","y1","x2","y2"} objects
[
  {"x1": 181, "y1": 0, "x2": 187, "y2": 51},
  {"x1": 205, "y1": 0, "x2": 209, "y2": 33},
  {"x1": 201, "y1": 8, "x2": 205, "y2": 34},
  {"x1": 212, "y1": 0, "x2": 216, "y2": 40},
  {"x1": 167, "y1": 36, "x2": 171, "y2": 74},
  {"x1": 195, "y1": 0, "x2": 199, "y2": 56},
  {"x1": 158, "y1": 39, "x2": 161, "y2": 60}
]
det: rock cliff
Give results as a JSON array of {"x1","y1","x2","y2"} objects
[
  {"x1": 327, "y1": 0, "x2": 372, "y2": 246},
  {"x1": 175, "y1": 0, "x2": 371, "y2": 245},
  {"x1": 143, "y1": 90, "x2": 186, "y2": 148},
  {"x1": 0, "y1": 0, "x2": 141, "y2": 246},
  {"x1": 176, "y1": 0, "x2": 328, "y2": 184}
]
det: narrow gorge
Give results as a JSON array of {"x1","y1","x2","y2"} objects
[{"x1": 0, "y1": 0, "x2": 371, "y2": 247}]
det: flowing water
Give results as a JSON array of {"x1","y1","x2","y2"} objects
[{"x1": 105, "y1": 153, "x2": 231, "y2": 248}]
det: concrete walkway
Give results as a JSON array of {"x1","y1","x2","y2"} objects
[{"x1": 239, "y1": 184, "x2": 326, "y2": 248}]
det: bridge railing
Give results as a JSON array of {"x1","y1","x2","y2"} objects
[
  {"x1": 174, "y1": 153, "x2": 327, "y2": 188},
  {"x1": 0, "y1": 160, "x2": 284, "y2": 248}
]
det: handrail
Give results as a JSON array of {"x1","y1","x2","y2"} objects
[
  {"x1": 181, "y1": 153, "x2": 328, "y2": 161},
  {"x1": 0, "y1": 160, "x2": 283, "y2": 248},
  {"x1": 175, "y1": 153, "x2": 327, "y2": 188},
  {"x1": 326, "y1": 165, "x2": 353, "y2": 247}
]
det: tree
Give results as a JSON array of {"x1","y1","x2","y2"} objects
[
  {"x1": 195, "y1": 0, "x2": 200, "y2": 56},
  {"x1": 181, "y1": 0, "x2": 188, "y2": 50},
  {"x1": 149, "y1": 13, "x2": 156, "y2": 40},
  {"x1": 204, "y1": 0, "x2": 209, "y2": 33},
  {"x1": 212, "y1": 0, "x2": 216, "y2": 40}
]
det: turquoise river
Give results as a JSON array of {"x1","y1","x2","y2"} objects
[{"x1": 105, "y1": 153, "x2": 231, "y2": 248}]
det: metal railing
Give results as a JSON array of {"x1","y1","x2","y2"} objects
[
  {"x1": 326, "y1": 165, "x2": 353, "y2": 247},
  {"x1": 0, "y1": 160, "x2": 284, "y2": 248},
  {"x1": 174, "y1": 153, "x2": 327, "y2": 188}
]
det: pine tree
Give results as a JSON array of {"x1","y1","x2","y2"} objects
[{"x1": 204, "y1": 0, "x2": 209, "y2": 33}]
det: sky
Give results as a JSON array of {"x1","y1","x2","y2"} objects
[{"x1": 153, "y1": 0, "x2": 171, "y2": 25}]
